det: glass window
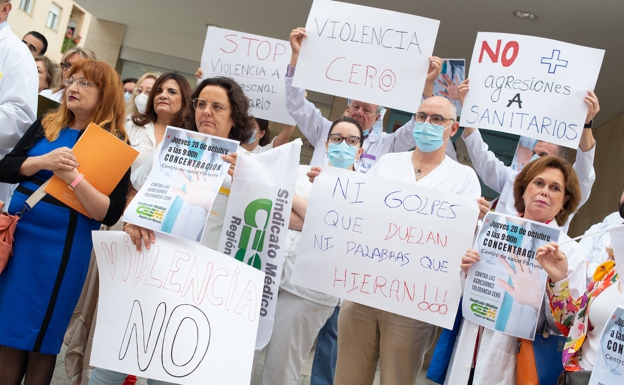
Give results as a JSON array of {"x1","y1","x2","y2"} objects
[
  {"x1": 46, "y1": 3, "x2": 61, "y2": 31},
  {"x1": 19, "y1": 0, "x2": 33, "y2": 14}
]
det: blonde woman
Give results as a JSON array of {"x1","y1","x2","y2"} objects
[{"x1": 40, "y1": 47, "x2": 96, "y2": 102}]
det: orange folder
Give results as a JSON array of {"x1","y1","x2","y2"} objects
[{"x1": 44, "y1": 123, "x2": 139, "y2": 218}]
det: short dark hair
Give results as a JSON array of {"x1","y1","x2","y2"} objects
[
  {"x1": 123, "y1": 78, "x2": 138, "y2": 85},
  {"x1": 513, "y1": 155, "x2": 581, "y2": 226},
  {"x1": 133, "y1": 72, "x2": 192, "y2": 128},
  {"x1": 186, "y1": 77, "x2": 254, "y2": 143},
  {"x1": 328, "y1": 116, "x2": 364, "y2": 146},
  {"x1": 254, "y1": 118, "x2": 271, "y2": 146},
  {"x1": 25, "y1": 31, "x2": 48, "y2": 55}
]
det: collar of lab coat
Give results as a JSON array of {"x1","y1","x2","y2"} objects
[{"x1": 365, "y1": 107, "x2": 387, "y2": 144}]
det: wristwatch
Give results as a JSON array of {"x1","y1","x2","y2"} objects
[{"x1": 584, "y1": 120, "x2": 593, "y2": 129}]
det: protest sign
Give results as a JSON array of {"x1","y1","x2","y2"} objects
[
  {"x1": 200, "y1": 27, "x2": 295, "y2": 125},
  {"x1": 433, "y1": 59, "x2": 465, "y2": 116},
  {"x1": 124, "y1": 126, "x2": 238, "y2": 242},
  {"x1": 589, "y1": 306, "x2": 624, "y2": 385},
  {"x1": 292, "y1": 0, "x2": 439, "y2": 113},
  {"x1": 290, "y1": 166, "x2": 479, "y2": 329},
  {"x1": 218, "y1": 139, "x2": 302, "y2": 349},
  {"x1": 461, "y1": 32, "x2": 604, "y2": 149},
  {"x1": 90, "y1": 231, "x2": 264, "y2": 385},
  {"x1": 463, "y1": 212, "x2": 561, "y2": 340}
]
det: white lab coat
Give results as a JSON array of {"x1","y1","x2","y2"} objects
[
  {"x1": 0, "y1": 24, "x2": 38, "y2": 203},
  {"x1": 462, "y1": 129, "x2": 595, "y2": 234},
  {"x1": 444, "y1": 230, "x2": 586, "y2": 385},
  {"x1": 580, "y1": 211, "x2": 621, "y2": 281}
]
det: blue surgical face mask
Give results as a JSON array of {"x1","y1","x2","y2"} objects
[
  {"x1": 124, "y1": 91, "x2": 132, "y2": 101},
  {"x1": 327, "y1": 142, "x2": 358, "y2": 169},
  {"x1": 530, "y1": 154, "x2": 540, "y2": 162},
  {"x1": 362, "y1": 129, "x2": 370, "y2": 136},
  {"x1": 247, "y1": 130, "x2": 259, "y2": 145},
  {"x1": 412, "y1": 122, "x2": 449, "y2": 153}
]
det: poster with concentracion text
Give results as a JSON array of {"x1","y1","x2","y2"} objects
[
  {"x1": 293, "y1": 0, "x2": 439, "y2": 113},
  {"x1": 461, "y1": 32, "x2": 604, "y2": 149},
  {"x1": 290, "y1": 166, "x2": 479, "y2": 329}
]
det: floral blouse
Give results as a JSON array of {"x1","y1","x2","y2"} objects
[{"x1": 547, "y1": 260, "x2": 619, "y2": 371}]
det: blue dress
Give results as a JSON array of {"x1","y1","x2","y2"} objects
[{"x1": 0, "y1": 128, "x2": 102, "y2": 354}]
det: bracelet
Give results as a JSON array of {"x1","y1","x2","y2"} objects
[{"x1": 67, "y1": 173, "x2": 84, "y2": 191}]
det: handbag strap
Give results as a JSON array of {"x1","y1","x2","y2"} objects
[{"x1": 18, "y1": 179, "x2": 50, "y2": 216}]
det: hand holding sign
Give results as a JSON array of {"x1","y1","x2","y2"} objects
[
  {"x1": 535, "y1": 241, "x2": 570, "y2": 283},
  {"x1": 289, "y1": 27, "x2": 307, "y2": 65},
  {"x1": 495, "y1": 251, "x2": 543, "y2": 312}
]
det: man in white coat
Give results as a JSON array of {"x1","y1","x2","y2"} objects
[{"x1": 0, "y1": 0, "x2": 38, "y2": 204}]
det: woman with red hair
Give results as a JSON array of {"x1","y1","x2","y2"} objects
[{"x1": 0, "y1": 60, "x2": 131, "y2": 384}]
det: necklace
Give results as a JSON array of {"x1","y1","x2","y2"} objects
[{"x1": 413, "y1": 156, "x2": 444, "y2": 181}]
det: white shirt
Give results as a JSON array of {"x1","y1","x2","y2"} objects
[
  {"x1": 462, "y1": 129, "x2": 596, "y2": 234},
  {"x1": 0, "y1": 24, "x2": 38, "y2": 203},
  {"x1": 124, "y1": 120, "x2": 158, "y2": 172},
  {"x1": 580, "y1": 211, "x2": 622, "y2": 281},
  {"x1": 368, "y1": 152, "x2": 482, "y2": 200},
  {"x1": 280, "y1": 166, "x2": 340, "y2": 307},
  {"x1": 285, "y1": 75, "x2": 417, "y2": 171},
  {"x1": 246, "y1": 137, "x2": 276, "y2": 155},
  {"x1": 39, "y1": 88, "x2": 64, "y2": 103}
]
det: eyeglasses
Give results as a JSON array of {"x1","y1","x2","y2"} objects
[
  {"x1": 134, "y1": 87, "x2": 151, "y2": 96},
  {"x1": 328, "y1": 133, "x2": 360, "y2": 146},
  {"x1": 60, "y1": 62, "x2": 72, "y2": 71},
  {"x1": 192, "y1": 98, "x2": 229, "y2": 114},
  {"x1": 65, "y1": 77, "x2": 94, "y2": 89},
  {"x1": 415, "y1": 112, "x2": 455, "y2": 126}
]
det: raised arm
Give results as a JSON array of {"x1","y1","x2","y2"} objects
[
  {"x1": 273, "y1": 124, "x2": 296, "y2": 148},
  {"x1": 285, "y1": 28, "x2": 331, "y2": 146},
  {"x1": 572, "y1": 91, "x2": 599, "y2": 209}
]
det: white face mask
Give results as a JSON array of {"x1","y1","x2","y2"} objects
[{"x1": 134, "y1": 93, "x2": 149, "y2": 115}]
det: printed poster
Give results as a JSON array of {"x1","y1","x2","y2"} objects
[
  {"x1": 433, "y1": 59, "x2": 465, "y2": 116},
  {"x1": 124, "y1": 126, "x2": 238, "y2": 242},
  {"x1": 589, "y1": 306, "x2": 624, "y2": 385},
  {"x1": 200, "y1": 27, "x2": 295, "y2": 125},
  {"x1": 461, "y1": 32, "x2": 604, "y2": 149},
  {"x1": 90, "y1": 231, "x2": 264, "y2": 385},
  {"x1": 290, "y1": 166, "x2": 479, "y2": 329},
  {"x1": 217, "y1": 140, "x2": 302, "y2": 350},
  {"x1": 463, "y1": 212, "x2": 561, "y2": 340}
]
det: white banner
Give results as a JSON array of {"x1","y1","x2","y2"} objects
[
  {"x1": 292, "y1": 0, "x2": 439, "y2": 113},
  {"x1": 200, "y1": 27, "x2": 295, "y2": 125},
  {"x1": 290, "y1": 166, "x2": 479, "y2": 329},
  {"x1": 217, "y1": 139, "x2": 302, "y2": 349},
  {"x1": 90, "y1": 231, "x2": 264, "y2": 385},
  {"x1": 462, "y1": 212, "x2": 561, "y2": 340},
  {"x1": 589, "y1": 306, "x2": 624, "y2": 385},
  {"x1": 124, "y1": 126, "x2": 238, "y2": 242},
  {"x1": 461, "y1": 32, "x2": 604, "y2": 149}
]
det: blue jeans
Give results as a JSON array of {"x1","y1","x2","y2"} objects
[
  {"x1": 89, "y1": 368, "x2": 176, "y2": 385},
  {"x1": 310, "y1": 306, "x2": 339, "y2": 385}
]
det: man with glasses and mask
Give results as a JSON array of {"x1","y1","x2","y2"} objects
[
  {"x1": 0, "y1": 0, "x2": 38, "y2": 204},
  {"x1": 333, "y1": 96, "x2": 482, "y2": 385},
  {"x1": 458, "y1": 80, "x2": 600, "y2": 233}
]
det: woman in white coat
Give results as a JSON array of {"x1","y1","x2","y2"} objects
[{"x1": 445, "y1": 156, "x2": 587, "y2": 385}]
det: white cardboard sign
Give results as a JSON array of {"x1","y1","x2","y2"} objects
[
  {"x1": 461, "y1": 32, "x2": 604, "y2": 149},
  {"x1": 200, "y1": 27, "x2": 295, "y2": 125},
  {"x1": 290, "y1": 166, "x2": 479, "y2": 329},
  {"x1": 292, "y1": 0, "x2": 439, "y2": 113},
  {"x1": 90, "y1": 231, "x2": 264, "y2": 385}
]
